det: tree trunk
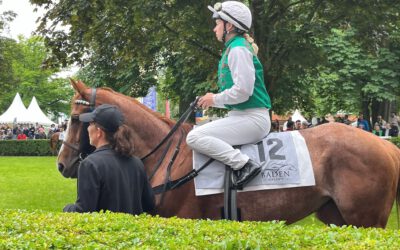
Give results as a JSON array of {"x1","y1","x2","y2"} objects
[
  {"x1": 361, "y1": 93, "x2": 371, "y2": 131},
  {"x1": 371, "y1": 99, "x2": 380, "y2": 129},
  {"x1": 250, "y1": 0, "x2": 266, "y2": 64}
]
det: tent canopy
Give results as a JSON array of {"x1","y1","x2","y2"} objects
[
  {"x1": 26, "y1": 97, "x2": 55, "y2": 125},
  {"x1": 292, "y1": 109, "x2": 306, "y2": 122},
  {"x1": 0, "y1": 93, "x2": 29, "y2": 124},
  {"x1": 0, "y1": 94, "x2": 54, "y2": 125}
]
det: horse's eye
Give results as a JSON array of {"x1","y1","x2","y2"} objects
[{"x1": 71, "y1": 114, "x2": 80, "y2": 121}]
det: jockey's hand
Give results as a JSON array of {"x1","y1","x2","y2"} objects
[{"x1": 198, "y1": 93, "x2": 215, "y2": 109}]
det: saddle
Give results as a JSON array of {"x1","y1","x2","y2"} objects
[{"x1": 193, "y1": 131, "x2": 316, "y2": 221}]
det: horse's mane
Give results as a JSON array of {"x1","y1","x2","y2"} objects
[{"x1": 96, "y1": 87, "x2": 192, "y2": 131}]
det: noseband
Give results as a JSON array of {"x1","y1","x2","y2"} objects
[{"x1": 62, "y1": 88, "x2": 97, "y2": 160}]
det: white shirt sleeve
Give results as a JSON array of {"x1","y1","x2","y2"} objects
[{"x1": 213, "y1": 46, "x2": 255, "y2": 107}]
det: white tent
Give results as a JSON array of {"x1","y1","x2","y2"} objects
[
  {"x1": 0, "y1": 94, "x2": 55, "y2": 125},
  {"x1": 292, "y1": 109, "x2": 307, "y2": 122},
  {"x1": 26, "y1": 97, "x2": 55, "y2": 125},
  {"x1": 282, "y1": 109, "x2": 307, "y2": 131},
  {"x1": 0, "y1": 93, "x2": 29, "y2": 124}
]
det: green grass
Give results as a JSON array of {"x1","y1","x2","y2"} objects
[
  {"x1": 0, "y1": 157, "x2": 76, "y2": 211},
  {"x1": 0, "y1": 156, "x2": 398, "y2": 229}
]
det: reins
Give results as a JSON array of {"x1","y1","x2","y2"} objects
[
  {"x1": 141, "y1": 98, "x2": 199, "y2": 188},
  {"x1": 152, "y1": 157, "x2": 215, "y2": 195},
  {"x1": 69, "y1": 91, "x2": 211, "y2": 197},
  {"x1": 135, "y1": 96, "x2": 216, "y2": 198},
  {"x1": 141, "y1": 97, "x2": 200, "y2": 161}
]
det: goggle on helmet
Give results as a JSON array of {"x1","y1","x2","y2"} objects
[{"x1": 207, "y1": 1, "x2": 252, "y2": 32}]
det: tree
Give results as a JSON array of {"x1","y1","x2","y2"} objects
[
  {"x1": 0, "y1": 2, "x2": 18, "y2": 111},
  {"x1": 0, "y1": 0, "x2": 16, "y2": 33},
  {"x1": 30, "y1": 0, "x2": 400, "y2": 115},
  {"x1": 251, "y1": 0, "x2": 400, "y2": 112},
  {"x1": 307, "y1": 28, "x2": 400, "y2": 125},
  {"x1": 0, "y1": 36, "x2": 73, "y2": 117},
  {"x1": 12, "y1": 36, "x2": 73, "y2": 116},
  {"x1": 0, "y1": 37, "x2": 18, "y2": 111}
]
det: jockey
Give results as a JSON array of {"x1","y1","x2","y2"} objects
[{"x1": 186, "y1": 1, "x2": 272, "y2": 188}]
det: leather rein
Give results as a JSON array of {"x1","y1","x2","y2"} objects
[{"x1": 65, "y1": 89, "x2": 211, "y2": 196}]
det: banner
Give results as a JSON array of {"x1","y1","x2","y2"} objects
[{"x1": 142, "y1": 86, "x2": 157, "y2": 111}]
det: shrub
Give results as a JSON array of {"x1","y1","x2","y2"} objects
[
  {"x1": 0, "y1": 140, "x2": 53, "y2": 156},
  {"x1": 390, "y1": 137, "x2": 400, "y2": 148},
  {"x1": 0, "y1": 210, "x2": 399, "y2": 249},
  {"x1": 1, "y1": 135, "x2": 397, "y2": 157}
]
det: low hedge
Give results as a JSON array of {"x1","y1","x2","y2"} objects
[
  {"x1": 0, "y1": 210, "x2": 399, "y2": 249},
  {"x1": 390, "y1": 137, "x2": 400, "y2": 148},
  {"x1": 0, "y1": 136, "x2": 398, "y2": 157},
  {"x1": 0, "y1": 139, "x2": 53, "y2": 156}
]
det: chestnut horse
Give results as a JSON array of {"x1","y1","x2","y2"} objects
[
  {"x1": 57, "y1": 79, "x2": 400, "y2": 228},
  {"x1": 49, "y1": 132, "x2": 61, "y2": 155}
]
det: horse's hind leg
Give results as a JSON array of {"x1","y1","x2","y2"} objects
[
  {"x1": 316, "y1": 199, "x2": 346, "y2": 226},
  {"x1": 318, "y1": 196, "x2": 390, "y2": 228}
]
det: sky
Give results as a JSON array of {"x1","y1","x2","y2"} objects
[
  {"x1": 0, "y1": 0, "x2": 44, "y2": 39},
  {"x1": 0, "y1": 0, "x2": 78, "y2": 76}
]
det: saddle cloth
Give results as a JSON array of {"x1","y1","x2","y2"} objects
[{"x1": 193, "y1": 131, "x2": 315, "y2": 196}]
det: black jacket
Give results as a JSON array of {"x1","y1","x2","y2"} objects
[{"x1": 64, "y1": 145, "x2": 155, "y2": 214}]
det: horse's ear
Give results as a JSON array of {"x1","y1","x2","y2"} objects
[{"x1": 70, "y1": 78, "x2": 88, "y2": 95}]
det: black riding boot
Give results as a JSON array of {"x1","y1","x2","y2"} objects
[{"x1": 234, "y1": 159, "x2": 262, "y2": 188}]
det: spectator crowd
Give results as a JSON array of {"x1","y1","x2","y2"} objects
[
  {"x1": 271, "y1": 112, "x2": 399, "y2": 138},
  {"x1": 0, "y1": 120, "x2": 68, "y2": 140}
]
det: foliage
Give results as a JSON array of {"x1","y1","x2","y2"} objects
[
  {"x1": 0, "y1": 2, "x2": 16, "y2": 33},
  {"x1": 308, "y1": 28, "x2": 400, "y2": 117},
  {"x1": 0, "y1": 37, "x2": 18, "y2": 112},
  {"x1": 0, "y1": 139, "x2": 53, "y2": 156},
  {"x1": 30, "y1": 0, "x2": 400, "y2": 115},
  {"x1": 10, "y1": 36, "x2": 74, "y2": 116},
  {"x1": 31, "y1": 0, "x2": 217, "y2": 104},
  {"x1": 390, "y1": 137, "x2": 400, "y2": 149},
  {"x1": 0, "y1": 157, "x2": 75, "y2": 211},
  {"x1": 0, "y1": 5, "x2": 17, "y2": 111},
  {"x1": 0, "y1": 2, "x2": 73, "y2": 117},
  {"x1": 0, "y1": 210, "x2": 400, "y2": 249},
  {"x1": 0, "y1": 35, "x2": 74, "y2": 117}
]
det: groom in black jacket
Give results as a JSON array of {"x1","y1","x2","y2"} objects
[{"x1": 63, "y1": 104, "x2": 155, "y2": 215}]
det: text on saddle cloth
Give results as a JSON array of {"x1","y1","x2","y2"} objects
[{"x1": 193, "y1": 131, "x2": 315, "y2": 196}]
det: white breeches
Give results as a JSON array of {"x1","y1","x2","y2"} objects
[{"x1": 186, "y1": 108, "x2": 271, "y2": 170}]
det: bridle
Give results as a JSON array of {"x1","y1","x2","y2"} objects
[
  {"x1": 64, "y1": 87, "x2": 196, "y2": 162},
  {"x1": 64, "y1": 88, "x2": 208, "y2": 200},
  {"x1": 62, "y1": 88, "x2": 97, "y2": 161}
]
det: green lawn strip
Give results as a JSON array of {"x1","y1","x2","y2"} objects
[
  {"x1": 0, "y1": 211, "x2": 399, "y2": 249},
  {"x1": 0, "y1": 157, "x2": 76, "y2": 211}
]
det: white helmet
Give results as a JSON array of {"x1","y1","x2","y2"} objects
[{"x1": 208, "y1": 1, "x2": 252, "y2": 32}]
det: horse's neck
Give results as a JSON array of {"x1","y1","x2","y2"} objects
[
  {"x1": 99, "y1": 93, "x2": 193, "y2": 183},
  {"x1": 123, "y1": 104, "x2": 193, "y2": 185},
  {"x1": 114, "y1": 98, "x2": 175, "y2": 158}
]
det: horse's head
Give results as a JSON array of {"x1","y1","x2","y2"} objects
[{"x1": 57, "y1": 79, "x2": 96, "y2": 178}]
